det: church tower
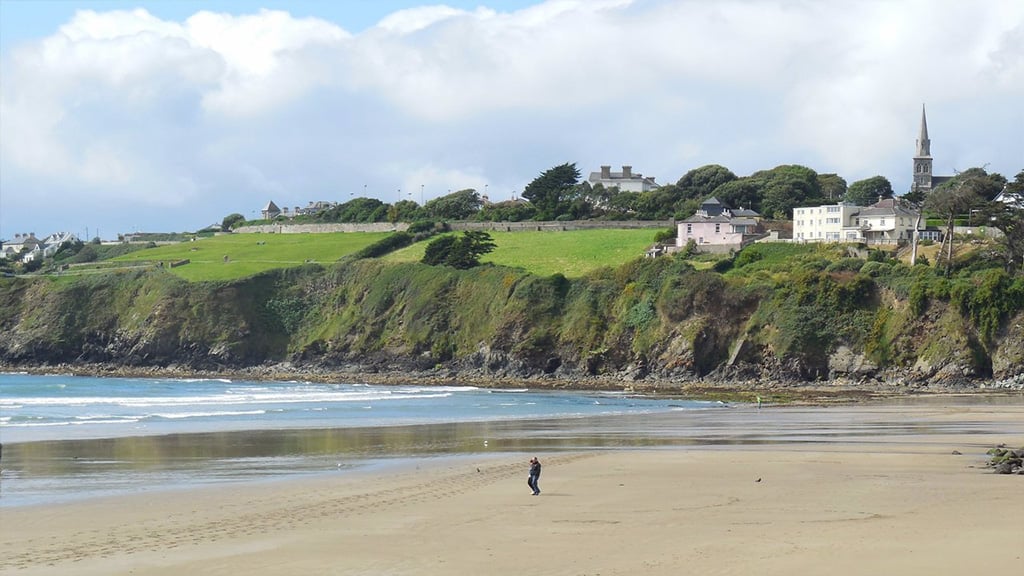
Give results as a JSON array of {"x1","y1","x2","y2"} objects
[{"x1": 912, "y1": 104, "x2": 933, "y2": 193}]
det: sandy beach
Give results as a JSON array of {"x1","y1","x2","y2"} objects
[{"x1": 2, "y1": 401, "x2": 1022, "y2": 575}]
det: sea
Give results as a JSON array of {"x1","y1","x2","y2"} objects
[
  {"x1": 0, "y1": 372, "x2": 717, "y2": 507},
  {"x1": 3, "y1": 372, "x2": 1021, "y2": 508}
]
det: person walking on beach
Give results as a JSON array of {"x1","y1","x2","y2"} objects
[{"x1": 528, "y1": 457, "x2": 542, "y2": 495}]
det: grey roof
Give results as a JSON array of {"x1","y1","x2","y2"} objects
[
  {"x1": 731, "y1": 208, "x2": 760, "y2": 217},
  {"x1": 682, "y1": 214, "x2": 736, "y2": 224},
  {"x1": 263, "y1": 200, "x2": 280, "y2": 212},
  {"x1": 729, "y1": 218, "x2": 759, "y2": 226}
]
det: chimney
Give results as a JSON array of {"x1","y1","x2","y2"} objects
[
  {"x1": 600, "y1": 165, "x2": 611, "y2": 179},
  {"x1": 622, "y1": 165, "x2": 632, "y2": 178}
]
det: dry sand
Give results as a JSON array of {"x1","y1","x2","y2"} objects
[{"x1": 1, "y1": 403, "x2": 1022, "y2": 576}]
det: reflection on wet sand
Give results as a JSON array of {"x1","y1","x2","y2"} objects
[{"x1": 2, "y1": 398, "x2": 1023, "y2": 506}]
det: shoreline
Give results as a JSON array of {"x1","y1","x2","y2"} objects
[
  {"x1": 2, "y1": 401, "x2": 1022, "y2": 575},
  {"x1": 5, "y1": 360, "x2": 1023, "y2": 404},
  {"x1": 3, "y1": 398, "x2": 1022, "y2": 510}
]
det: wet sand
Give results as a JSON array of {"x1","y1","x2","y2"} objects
[{"x1": 1, "y1": 400, "x2": 1022, "y2": 575}]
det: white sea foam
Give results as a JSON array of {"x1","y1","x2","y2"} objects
[
  {"x1": 149, "y1": 410, "x2": 267, "y2": 420},
  {"x1": 2, "y1": 391, "x2": 454, "y2": 407},
  {"x1": 7, "y1": 418, "x2": 143, "y2": 428}
]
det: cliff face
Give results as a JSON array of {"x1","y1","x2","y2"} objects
[{"x1": 1, "y1": 256, "x2": 1022, "y2": 386}]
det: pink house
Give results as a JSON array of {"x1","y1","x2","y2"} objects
[{"x1": 677, "y1": 197, "x2": 762, "y2": 252}]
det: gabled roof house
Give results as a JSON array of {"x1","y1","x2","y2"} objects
[{"x1": 676, "y1": 197, "x2": 763, "y2": 253}]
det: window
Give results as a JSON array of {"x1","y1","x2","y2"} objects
[
  {"x1": 880, "y1": 219, "x2": 886, "y2": 226},
  {"x1": 827, "y1": 206, "x2": 840, "y2": 213},
  {"x1": 826, "y1": 218, "x2": 840, "y2": 224},
  {"x1": 686, "y1": 224, "x2": 692, "y2": 234},
  {"x1": 715, "y1": 223, "x2": 720, "y2": 233}
]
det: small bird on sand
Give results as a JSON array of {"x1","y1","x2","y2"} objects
[{"x1": 755, "y1": 478, "x2": 762, "y2": 482}]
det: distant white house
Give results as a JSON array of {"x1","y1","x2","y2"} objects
[
  {"x1": 1, "y1": 233, "x2": 41, "y2": 260},
  {"x1": 588, "y1": 165, "x2": 659, "y2": 193},
  {"x1": 0, "y1": 232, "x2": 79, "y2": 261},
  {"x1": 261, "y1": 201, "x2": 281, "y2": 220},
  {"x1": 261, "y1": 200, "x2": 336, "y2": 220},
  {"x1": 793, "y1": 198, "x2": 922, "y2": 244},
  {"x1": 994, "y1": 188, "x2": 1021, "y2": 209}
]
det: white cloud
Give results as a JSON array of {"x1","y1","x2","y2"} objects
[{"x1": 1, "y1": 0, "x2": 1022, "y2": 238}]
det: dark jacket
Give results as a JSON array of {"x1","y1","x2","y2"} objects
[{"x1": 530, "y1": 461, "x2": 541, "y2": 477}]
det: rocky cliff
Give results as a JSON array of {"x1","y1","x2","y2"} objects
[{"x1": 2, "y1": 253, "x2": 1023, "y2": 390}]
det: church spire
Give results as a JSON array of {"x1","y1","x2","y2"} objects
[{"x1": 916, "y1": 104, "x2": 931, "y2": 157}]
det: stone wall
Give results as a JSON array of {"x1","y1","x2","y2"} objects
[
  {"x1": 234, "y1": 220, "x2": 674, "y2": 234},
  {"x1": 234, "y1": 222, "x2": 409, "y2": 234}
]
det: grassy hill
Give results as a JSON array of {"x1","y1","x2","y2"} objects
[
  {"x1": 385, "y1": 229, "x2": 661, "y2": 277},
  {"x1": 109, "y1": 232, "x2": 391, "y2": 281},
  {"x1": 80, "y1": 229, "x2": 664, "y2": 281}
]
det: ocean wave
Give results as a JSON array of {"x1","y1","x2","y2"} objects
[
  {"x1": 148, "y1": 410, "x2": 267, "y2": 420},
  {"x1": 2, "y1": 391, "x2": 454, "y2": 407},
  {"x1": 6, "y1": 418, "x2": 142, "y2": 428}
]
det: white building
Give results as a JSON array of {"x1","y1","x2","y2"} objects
[
  {"x1": 587, "y1": 165, "x2": 659, "y2": 193},
  {"x1": 793, "y1": 198, "x2": 922, "y2": 245}
]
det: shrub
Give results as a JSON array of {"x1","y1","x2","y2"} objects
[
  {"x1": 826, "y1": 258, "x2": 865, "y2": 273},
  {"x1": 653, "y1": 228, "x2": 676, "y2": 244},
  {"x1": 859, "y1": 261, "x2": 890, "y2": 277},
  {"x1": 422, "y1": 231, "x2": 496, "y2": 269},
  {"x1": 352, "y1": 232, "x2": 414, "y2": 259}
]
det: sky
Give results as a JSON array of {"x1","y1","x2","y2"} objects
[{"x1": 1, "y1": 0, "x2": 1022, "y2": 240}]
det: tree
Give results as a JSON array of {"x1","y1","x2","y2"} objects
[
  {"x1": 423, "y1": 189, "x2": 483, "y2": 220},
  {"x1": 754, "y1": 165, "x2": 822, "y2": 219},
  {"x1": 475, "y1": 200, "x2": 537, "y2": 222},
  {"x1": 318, "y1": 197, "x2": 389, "y2": 223},
  {"x1": 817, "y1": 173, "x2": 848, "y2": 201},
  {"x1": 634, "y1": 185, "x2": 685, "y2": 220},
  {"x1": 221, "y1": 213, "x2": 246, "y2": 231},
  {"x1": 604, "y1": 190, "x2": 641, "y2": 218},
  {"x1": 709, "y1": 178, "x2": 763, "y2": 213},
  {"x1": 421, "y1": 231, "x2": 496, "y2": 269},
  {"x1": 522, "y1": 163, "x2": 580, "y2": 220},
  {"x1": 982, "y1": 169, "x2": 1024, "y2": 273},
  {"x1": 955, "y1": 167, "x2": 1007, "y2": 201},
  {"x1": 388, "y1": 200, "x2": 422, "y2": 223},
  {"x1": 925, "y1": 175, "x2": 985, "y2": 274},
  {"x1": 845, "y1": 175, "x2": 894, "y2": 206},
  {"x1": 676, "y1": 165, "x2": 737, "y2": 201}
]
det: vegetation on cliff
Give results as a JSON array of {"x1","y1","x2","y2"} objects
[{"x1": 2, "y1": 236, "x2": 1023, "y2": 385}]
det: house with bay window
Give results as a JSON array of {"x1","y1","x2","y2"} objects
[{"x1": 792, "y1": 198, "x2": 922, "y2": 244}]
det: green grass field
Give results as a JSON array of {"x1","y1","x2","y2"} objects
[
  {"x1": 91, "y1": 228, "x2": 662, "y2": 281},
  {"x1": 110, "y1": 232, "x2": 390, "y2": 281},
  {"x1": 384, "y1": 229, "x2": 660, "y2": 277}
]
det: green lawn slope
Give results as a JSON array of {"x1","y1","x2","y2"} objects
[
  {"x1": 384, "y1": 229, "x2": 660, "y2": 277},
  {"x1": 110, "y1": 232, "x2": 391, "y2": 281}
]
